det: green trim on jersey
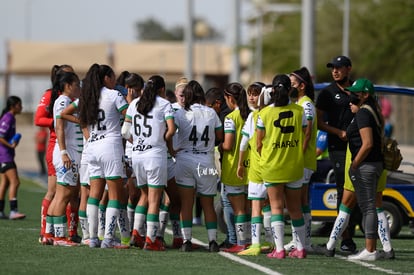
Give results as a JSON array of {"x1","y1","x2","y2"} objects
[
  {"x1": 297, "y1": 96, "x2": 317, "y2": 171},
  {"x1": 258, "y1": 103, "x2": 304, "y2": 183},
  {"x1": 118, "y1": 104, "x2": 129, "y2": 112},
  {"x1": 221, "y1": 109, "x2": 249, "y2": 186}
]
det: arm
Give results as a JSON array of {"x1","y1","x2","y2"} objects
[
  {"x1": 34, "y1": 91, "x2": 54, "y2": 128},
  {"x1": 256, "y1": 128, "x2": 265, "y2": 156},
  {"x1": 60, "y1": 104, "x2": 80, "y2": 124},
  {"x1": 236, "y1": 134, "x2": 249, "y2": 179},
  {"x1": 56, "y1": 117, "x2": 71, "y2": 169},
  {"x1": 316, "y1": 108, "x2": 347, "y2": 141},
  {"x1": 303, "y1": 120, "x2": 312, "y2": 152},
  {"x1": 351, "y1": 127, "x2": 374, "y2": 169},
  {"x1": 165, "y1": 118, "x2": 176, "y2": 156}
]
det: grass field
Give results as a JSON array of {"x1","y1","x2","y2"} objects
[{"x1": 1, "y1": 177, "x2": 413, "y2": 275}]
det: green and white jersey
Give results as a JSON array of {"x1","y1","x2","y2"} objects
[
  {"x1": 241, "y1": 110, "x2": 262, "y2": 183},
  {"x1": 256, "y1": 103, "x2": 305, "y2": 183},
  {"x1": 221, "y1": 108, "x2": 248, "y2": 186},
  {"x1": 88, "y1": 87, "x2": 129, "y2": 142},
  {"x1": 53, "y1": 95, "x2": 83, "y2": 153},
  {"x1": 174, "y1": 103, "x2": 222, "y2": 154},
  {"x1": 125, "y1": 95, "x2": 174, "y2": 155},
  {"x1": 297, "y1": 95, "x2": 317, "y2": 171}
]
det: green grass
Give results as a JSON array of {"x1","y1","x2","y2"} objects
[{"x1": 1, "y1": 177, "x2": 413, "y2": 275}]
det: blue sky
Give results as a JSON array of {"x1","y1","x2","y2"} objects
[{"x1": 0, "y1": 0, "x2": 254, "y2": 70}]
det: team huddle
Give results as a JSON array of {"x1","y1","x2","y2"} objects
[{"x1": 28, "y1": 56, "x2": 393, "y2": 261}]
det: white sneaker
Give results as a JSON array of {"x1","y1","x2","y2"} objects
[
  {"x1": 9, "y1": 211, "x2": 26, "y2": 220},
  {"x1": 348, "y1": 249, "x2": 378, "y2": 261},
  {"x1": 284, "y1": 240, "x2": 296, "y2": 252}
]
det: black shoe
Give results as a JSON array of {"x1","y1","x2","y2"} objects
[
  {"x1": 70, "y1": 234, "x2": 82, "y2": 244},
  {"x1": 312, "y1": 222, "x2": 334, "y2": 237},
  {"x1": 340, "y1": 239, "x2": 357, "y2": 253},
  {"x1": 378, "y1": 249, "x2": 395, "y2": 260},
  {"x1": 181, "y1": 240, "x2": 193, "y2": 252},
  {"x1": 313, "y1": 244, "x2": 335, "y2": 257},
  {"x1": 219, "y1": 240, "x2": 234, "y2": 249},
  {"x1": 209, "y1": 240, "x2": 219, "y2": 252}
]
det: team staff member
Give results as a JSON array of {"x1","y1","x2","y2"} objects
[
  {"x1": 346, "y1": 79, "x2": 384, "y2": 261},
  {"x1": 315, "y1": 56, "x2": 356, "y2": 252},
  {"x1": 0, "y1": 96, "x2": 25, "y2": 220},
  {"x1": 257, "y1": 74, "x2": 307, "y2": 259},
  {"x1": 122, "y1": 75, "x2": 175, "y2": 251}
]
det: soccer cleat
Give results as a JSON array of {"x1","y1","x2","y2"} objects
[
  {"x1": 69, "y1": 234, "x2": 82, "y2": 244},
  {"x1": 218, "y1": 240, "x2": 235, "y2": 249},
  {"x1": 238, "y1": 244, "x2": 261, "y2": 256},
  {"x1": 0, "y1": 212, "x2": 8, "y2": 219},
  {"x1": 260, "y1": 241, "x2": 274, "y2": 253},
  {"x1": 313, "y1": 244, "x2": 335, "y2": 257},
  {"x1": 81, "y1": 238, "x2": 90, "y2": 246},
  {"x1": 378, "y1": 249, "x2": 395, "y2": 260},
  {"x1": 221, "y1": 244, "x2": 248, "y2": 253},
  {"x1": 53, "y1": 237, "x2": 80, "y2": 247},
  {"x1": 172, "y1": 237, "x2": 183, "y2": 249},
  {"x1": 208, "y1": 240, "x2": 219, "y2": 252},
  {"x1": 180, "y1": 240, "x2": 193, "y2": 252},
  {"x1": 101, "y1": 238, "x2": 130, "y2": 249},
  {"x1": 267, "y1": 249, "x2": 286, "y2": 259},
  {"x1": 89, "y1": 237, "x2": 101, "y2": 248},
  {"x1": 41, "y1": 234, "x2": 54, "y2": 245},
  {"x1": 143, "y1": 237, "x2": 166, "y2": 251},
  {"x1": 288, "y1": 248, "x2": 307, "y2": 259},
  {"x1": 283, "y1": 240, "x2": 296, "y2": 252},
  {"x1": 9, "y1": 211, "x2": 26, "y2": 220},
  {"x1": 130, "y1": 229, "x2": 145, "y2": 248},
  {"x1": 348, "y1": 249, "x2": 378, "y2": 261},
  {"x1": 340, "y1": 239, "x2": 357, "y2": 253}
]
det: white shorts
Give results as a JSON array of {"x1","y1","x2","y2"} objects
[
  {"x1": 175, "y1": 153, "x2": 218, "y2": 196},
  {"x1": 221, "y1": 183, "x2": 248, "y2": 197},
  {"x1": 247, "y1": 182, "x2": 267, "y2": 200},
  {"x1": 125, "y1": 142, "x2": 135, "y2": 178},
  {"x1": 264, "y1": 179, "x2": 303, "y2": 189},
  {"x1": 53, "y1": 145, "x2": 81, "y2": 187},
  {"x1": 167, "y1": 156, "x2": 176, "y2": 181},
  {"x1": 88, "y1": 137, "x2": 126, "y2": 180},
  {"x1": 298, "y1": 168, "x2": 314, "y2": 185},
  {"x1": 79, "y1": 144, "x2": 89, "y2": 186},
  {"x1": 132, "y1": 155, "x2": 167, "y2": 188}
]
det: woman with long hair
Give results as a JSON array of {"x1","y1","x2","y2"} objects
[
  {"x1": 0, "y1": 96, "x2": 25, "y2": 220},
  {"x1": 256, "y1": 74, "x2": 306, "y2": 259},
  {"x1": 122, "y1": 75, "x2": 175, "y2": 251},
  {"x1": 79, "y1": 63, "x2": 130, "y2": 249}
]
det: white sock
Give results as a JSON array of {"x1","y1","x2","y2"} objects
[
  {"x1": 146, "y1": 220, "x2": 159, "y2": 242},
  {"x1": 377, "y1": 208, "x2": 392, "y2": 252},
  {"x1": 79, "y1": 216, "x2": 90, "y2": 240},
  {"x1": 271, "y1": 220, "x2": 285, "y2": 252},
  {"x1": 118, "y1": 207, "x2": 130, "y2": 242},
  {"x1": 98, "y1": 207, "x2": 106, "y2": 240},
  {"x1": 104, "y1": 206, "x2": 119, "y2": 239},
  {"x1": 134, "y1": 212, "x2": 147, "y2": 236},
  {"x1": 327, "y1": 206, "x2": 351, "y2": 250},
  {"x1": 292, "y1": 223, "x2": 306, "y2": 251},
  {"x1": 251, "y1": 222, "x2": 262, "y2": 245},
  {"x1": 207, "y1": 228, "x2": 217, "y2": 243},
  {"x1": 303, "y1": 212, "x2": 312, "y2": 247},
  {"x1": 86, "y1": 203, "x2": 99, "y2": 239},
  {"x1": 157, "y1": 209, "x2": 169, "y2": 238},
  {"x1": 181, "y1": 226, "x2": 192, "y2": 242},
  {"x1": 127, "y1": 205, "x2": 135, "y2": 232}
]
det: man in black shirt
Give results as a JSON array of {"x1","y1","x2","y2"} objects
[{"x1": 315, "y1": 56, "x2": 356, "y2": 252}]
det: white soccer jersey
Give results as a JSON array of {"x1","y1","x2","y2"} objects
[
  {"x1": 174, "y1": 103, "x2": 222, "y2": 154},
  {"x1": 53, "y1": 95, "x2": 83, "y2": 152},
  {"x1": 87, "y1": 87, "x2": 128, "y2": 142},
  {"x1": 125, "y1": 96, "x2": 174, "y2": 155}
]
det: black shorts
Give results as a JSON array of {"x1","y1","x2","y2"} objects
[{"x1": 0, "y1": 161, "x2": 16, "y2": 173}]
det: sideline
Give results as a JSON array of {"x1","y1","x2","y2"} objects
[
  {"x1": 166, "y1": 229, "x2": 282, "y2": 275},
  {"x1": 336, "y1": 255, "x2": 402, "y2": 275}
]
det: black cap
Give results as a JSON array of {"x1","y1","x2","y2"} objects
[{"x1": 326, "y1": 56, "x2": 352, "y2": 68}]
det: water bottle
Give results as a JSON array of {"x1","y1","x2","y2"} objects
[{"x1": 9, "y1": 133, "x2": 22, "y2": 144}]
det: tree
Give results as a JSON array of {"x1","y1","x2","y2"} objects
[
  {"x1": 254, "y1": 0, "x2": 414, "y2": 86},
  {"x1": 135, "y1": 17, "x2": 222, "y2": 41}
]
